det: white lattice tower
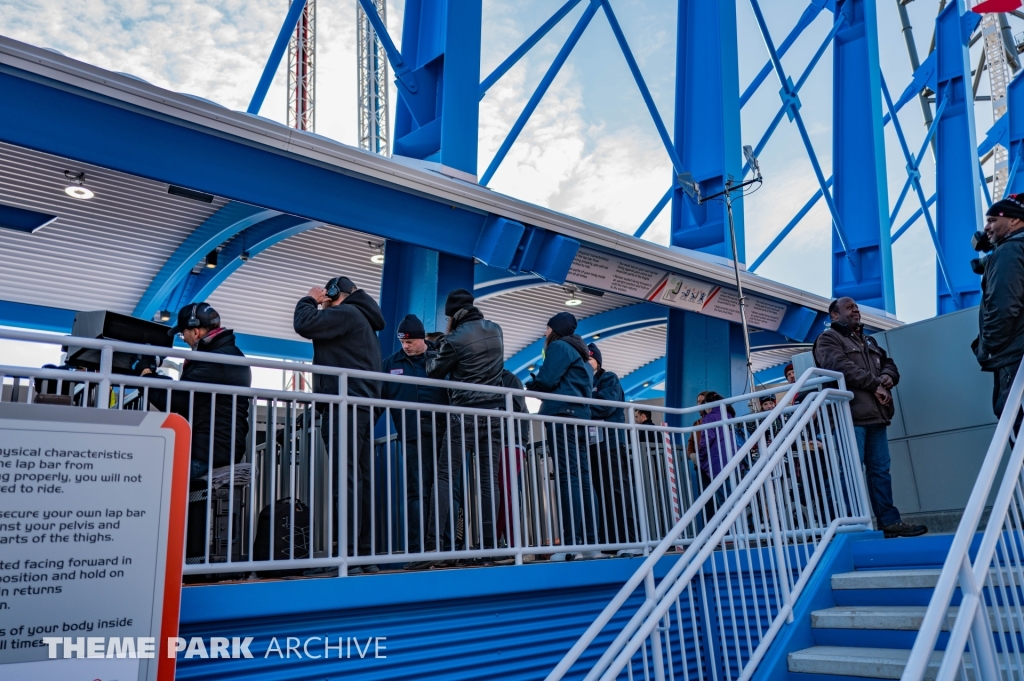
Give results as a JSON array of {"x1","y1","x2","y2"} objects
[
  {"x1": 982, "y1": 10, "x2": 1010, "y2": 199},
  {"x1": 287, "y1": 0, "x2": 316, "y2": 131},
  {"x1": 358, "y1": 0, "x2": 390, "y2": 155},
  {"x1": 284, "y1": 370, "x2": 312, "y2": 393}
]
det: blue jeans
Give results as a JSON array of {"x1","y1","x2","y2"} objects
[{"x1": 854, "y1": 425, "x2": 901, "y2": 527}]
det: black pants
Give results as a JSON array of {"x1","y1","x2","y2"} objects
[
  {"x1": 399, "y1": 418, "x2": 445, "y2": 554},
  {"x1": 425, "y1": 405, "x2": 504, "y2": 552},
  {"x1": 591, "y1": 437, "x2": 636, "y2": 545},
  {"x1": 994, "y1": 362, "x2": 1023, "y2": 437},
  {"x1": 324, "y1": 405, "x2": 373, "y2": 557}
]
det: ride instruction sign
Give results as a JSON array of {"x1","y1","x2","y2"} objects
[{"x1": 0, "y1": 404, "x2": 189, "y2": 681}]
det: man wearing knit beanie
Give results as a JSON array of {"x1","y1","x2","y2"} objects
[
  {"x1": 975, "y1": 193, "x2": 1024, "y2": 434},
  {"x1": 382, "y1": 314, "x2": 447, "y2": 554}
]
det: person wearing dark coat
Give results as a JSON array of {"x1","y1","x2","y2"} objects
[
  {"x1": 406, "y1": 289, "x2": 506, "y2": 569},
  {"x1": 143, "y1": 303, "x2": 251, "y2": 561},
  {"x1": 145, "y1": 303, "x2": 252, "y2": 479},
  {"x1": 526, "y1": 312, "x2": 601, "y2": 559},
  {"x1": 973, "y1": 195, "x2": 1024, "y2": 435},
  {"x1": 293, "y1": 276, "x2": 386, "y2": 570},
  {"x1": 586, "y1": 344, "x2": 637, "y2": 549},
  {"x1": 381, "y1": 314, "x2": 448, "y2": 553},
  {"x1": 813, "y1": 297, "x2": 926, "y2": 539}
]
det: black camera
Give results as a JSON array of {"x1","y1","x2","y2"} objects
[{"x1": 970, "y1": 230, "x2": 994, "y2": 275}]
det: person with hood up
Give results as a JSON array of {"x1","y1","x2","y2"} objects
[
  {"x1": 294, "y1": 276, "x2": 386, "y2": 573},
  {"x1": 526, "y1": 311, "x2": 604, "y2": 561},
  {"x1": 405, "y1": 289, "x2": 506, "y2": 570},
  {"x1": 586, "y1": 344, "x2": 637, "y2": 551}
]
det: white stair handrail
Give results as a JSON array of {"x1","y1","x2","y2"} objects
[{"x1": 902, "y1": 356, "x2": 1024, "y2": 681}]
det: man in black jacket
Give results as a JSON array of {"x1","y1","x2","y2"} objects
[
  {"x1": 974, "y1": 195, "x2": 1024, "y2": 435},
  {"x1": 406, "y1": 289, "x2": 505, "y2": 569},
  {"x1": 294, "y1": 276, "x2": 386, "y2": 571},
  {"x1": 587, "y1": 343, "x2": 637, "y2": 550},
  {"x1": 144, "y1": 303, "x2": 252, "y2": 561},
  {"x1": 813, "y1": 297, "x2": 926, "y2": 539},
  {"x1": 381, "y1": 314, "x2": 448, "y2": 553},
  {"x1": 145, "y1": 303, "x2": 252, "y2": 479}
]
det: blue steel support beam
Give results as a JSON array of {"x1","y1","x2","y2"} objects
[
  {"x1": 506, "y1": 303, "x2": 667, "y2": 377},
  {"x1": 480, "y1": 1, "x2": 598, "y2": 186},
  {"x1": 1006, "y1": 71, "x2": 1024, "y2": 196},
  {"x1": 622, "y1": 358, "x2": 666, "y2": 401},
  {"x1": 831, "y1": 0, "x2": 893, "y2": 313},
  {"x1": 133, "y1": 203, "x2": 280, "y2": 321},
  {"x1": 378, "y1": 241, "x2": 441, "y2": 360},
  {"x1": 634, "y1": 187, "x2": 673, "y2": 238},
  {"x1": 248, "y1": 0, "x2": 308, "y2": 115},
  {"x1": 0, "y1": 72, "x2": 510, "y2": 275},
  {"x1": 892, "y1": 194, "x2": 936, "y2": 243},
  {"x1": 473, "y1": 265, "x2": 544, "y2": 300},
  {"x1": 934, "y1": 0, "x2": 983, "y2": 313},
  {"x1": 748, "y1": 0, "x2": 852, "y2": 258},
  {"x1": 600, "y1": 0, "x2": 684, "y2": 174},
  {"x1": 664, "y1": 310, "x2": 733, "y2": 427},
  {"x1": 739, "y1": 0, "x2": 831, "y2": 108},
  {"x1": 671, "y1": 0, "x2": 744, "y2": 260},
  {"x1": 393, "y1": 0, "x2": 483, "y2": 175},
  {"x1": 166, "y1": 215, "x2": 319, "y2": 312},
  {"x1": 479, "y1": 0, "x2": 583, "y2": 97}
]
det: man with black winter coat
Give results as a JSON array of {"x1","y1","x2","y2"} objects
[
  {"x1": 586, "y1": 343, "x2": 637, "y2": 550},
  {"x1": 144, "y1": 303, "x2": 252, "y2": 561},
  {"x1": 294, "y1": 276, "x2": 386, "y2": 572},
  {"x1": 974, "y1": 194, "x2": 1024, "y2": 435},
  {"x1": 526, "y1": 312, "x2": 602, "y2": 560},
  {"x1": 813, "y1": 297, "x2": 926, "y2": 539},
  {"x1": 145, "y1": 303, "x2": 252, "y2": 480},
  {"x1": 406, "y1": 289, "x2": 506, "y2": 569},
  {"x1": 381, "y1": 314, "x2": 448, "y2": 554}
]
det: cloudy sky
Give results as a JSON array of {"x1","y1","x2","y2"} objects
[{"x1": 0, "y1": 0, "x2": 1008, "y2": 323}]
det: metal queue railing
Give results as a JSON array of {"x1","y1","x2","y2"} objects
[
  {"x1": 547, "y1": 369, "x2": 872, "y2": 681},
  {"x1": 901, "y1": 356, "x2": 1024, "y2": 681},
  {"x1": 0, "y1": 328, "x2": 854, "y2": 581}
]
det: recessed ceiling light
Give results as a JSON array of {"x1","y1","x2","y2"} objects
[
  {"x1": 370, "y1": 254, "x2": 385, "y2": 264},
  {"x1": 205, "y1": 249, "x2": 219, "y2": 269},
  {"x1": 157, "y1": 310, "x2": 171, "y2": 322},
  {"x1": 591, "y1": 334, "x2": 601, "y2": 340},
  {"x1": 565, "y1": 297, "x2": 582, "y2": 307},
  {"x1": 643, "y1": 382, "x2": 650, "y2": 388},
  {"x1": 63, "y1": 170, "x2": 93, "y2": 200},
  {"x1": 527, "y1": 365, "x2": 536, "y2": 372},
  {"x1": 64, "y1": 186, "x2": 94, "y2": 200}
]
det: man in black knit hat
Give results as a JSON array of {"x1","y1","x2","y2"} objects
[
  {"x1": 381, "y1": 314, "x2": 448, "y2": 554},
  {"x1": 406, "y1": 289, "x2": 506, "y2": 569},
  {"x1": 974, "y1": 194, "x2": 1024, "y2": 435}
]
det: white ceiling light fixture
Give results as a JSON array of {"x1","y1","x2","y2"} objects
[
  {"x1": 564, "y1": 285, "x2": 583, "y2": 307},
  {"x1": 369, "y1": 241, "x2": 385, "y2": 265},
  {"x1": 63, "y1": 170, "x2": 94, "y2": 200}
]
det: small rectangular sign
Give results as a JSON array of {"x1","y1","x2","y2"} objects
[{"x1": 0, "y1": 404, "x2": 189, "y2": 681}]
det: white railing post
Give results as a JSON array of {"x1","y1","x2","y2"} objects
[
  {"x1": 97, "y1": 344, "x2": 113, "y2": 409},
  {"x1": 763, "y1": 445, "x2": 794, "y2": 624},
  {"x1": 644, "y1": 569, "x2": 667, "y2": 681},
  {"x1": 627, "y1": 406, "x2": 653, "y2": 553},
  {"x1": 505, "y1": 392, "x2": 525, "y2": 566},
  {"x1": 338, "y1": 373, "x2": 349, "y2": 576}
]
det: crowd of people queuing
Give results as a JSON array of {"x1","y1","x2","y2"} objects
[{"x1": 143, "y1": 193, "x2": 1024, "y2": 572}]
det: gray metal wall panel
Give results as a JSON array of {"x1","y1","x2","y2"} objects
[{"x1": 907, "y1": 425, "x2": 998, "y2": 512}]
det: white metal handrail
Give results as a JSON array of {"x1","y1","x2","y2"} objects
[
  {"x1": 547, "y1": 369, "x2": 871, "y2": 681},
  {"x1": 902, "y1": 356, "x2": 1024, "y2": 681},
  {"x1": 0, "y1": 327, "x2": 841, "y2": 578}
]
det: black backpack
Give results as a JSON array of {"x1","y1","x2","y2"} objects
[{"x1": 253, "y1": 498, "x2": 310, "y2": 561}]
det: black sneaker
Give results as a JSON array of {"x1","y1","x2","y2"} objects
[{"x1": 882, "y1": 521, "x2": 928, "y2": 538}]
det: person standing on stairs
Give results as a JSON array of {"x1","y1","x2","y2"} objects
[{"x1": 813, "y1": 297, "x2": 927, "y2": 539}]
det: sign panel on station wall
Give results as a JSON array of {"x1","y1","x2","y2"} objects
[
  {"x1": 0, "y1": 404, "x2": 189, "y2": 681},
  {"x1": 565, "y1": 248, "x2": 788, "y2": 331}
]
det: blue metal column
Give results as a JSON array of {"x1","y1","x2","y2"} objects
[
  {"x1": 831, "y1": 0, "x2": 894, "y2": 313},
  {"x1": 1005, "y1": 71, "x2": 1024, "y2": 195},
  {"x1": 435, "y1": 253, "x2": 475, "y2": 333},
  {"x1": 666, "y1": 0, "x2": 742, "y2": 421},
  {"x1": 393, "y1": 0, "x2": 483, "y2": 175},
  {"x1": 935, "y1": 0, "x2": 983, "y2": 313},
  {"x1": 664, "y1": 311, "x2": 732, "y2": 426},
  {"x1": 670, "y1": 0, "x2": 744, "y2": 260},
  {"x1": 377, "y1": 241, "x2": 440, "y2": 359}
]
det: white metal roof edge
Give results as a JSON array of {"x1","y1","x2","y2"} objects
[{"x1": 0, "y1": 35, "x2": 902, "y2": 331}]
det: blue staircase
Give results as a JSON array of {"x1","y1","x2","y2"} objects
[{"x1": 755, "y1": 532, "x2": 975, "y2": 681}]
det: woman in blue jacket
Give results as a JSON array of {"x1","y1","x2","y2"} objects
[{"x1": 526, "y1": 312, "x2": 602, "y2": 560}]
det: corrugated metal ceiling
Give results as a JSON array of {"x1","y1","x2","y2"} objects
[
  {"x1": 592, "y1": 325, "x2": 667, "y2": 380},
  {"x1": 475, "y1": 285, "x2": 634, "y2": 359}
]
